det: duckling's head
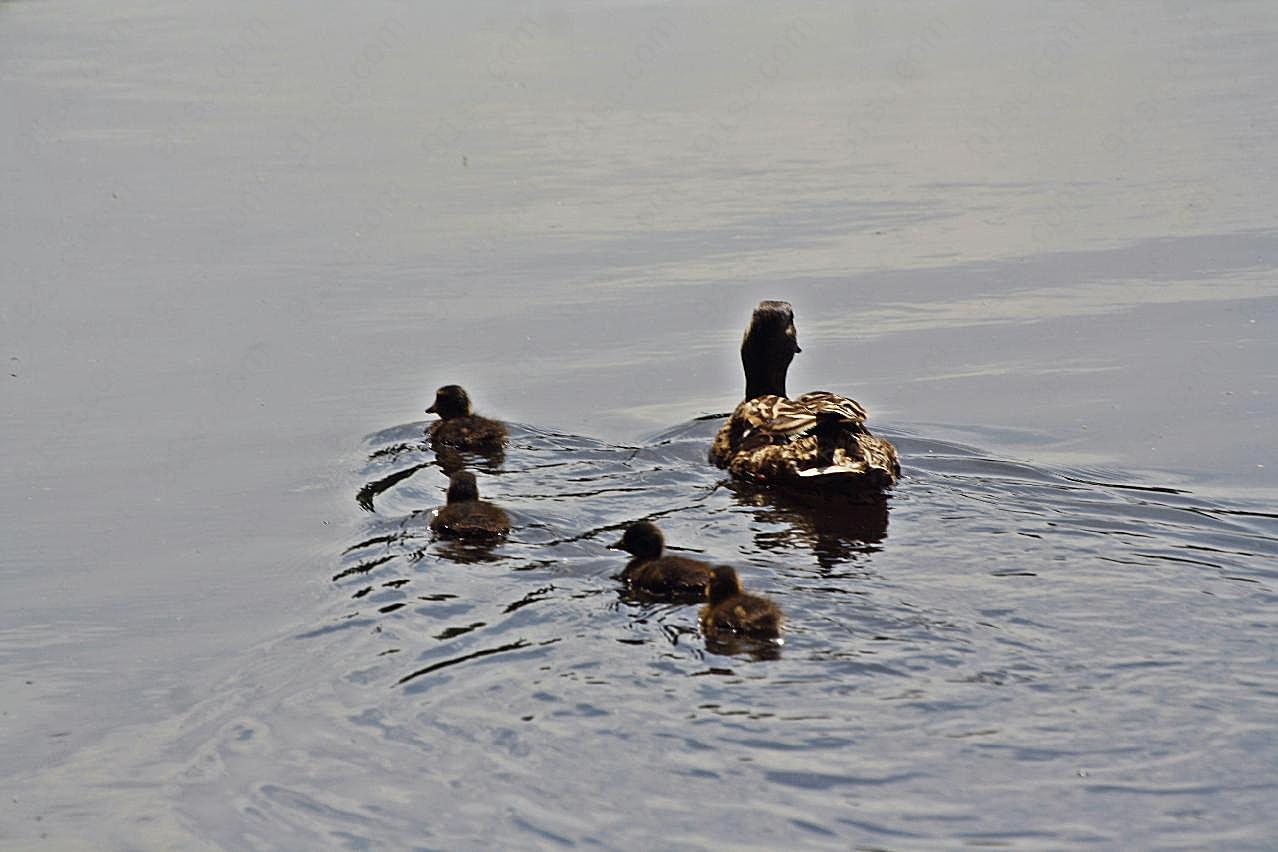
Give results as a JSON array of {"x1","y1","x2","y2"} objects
[
  {"x1": 742, "y1": 300, "x2": 801, "y2": 399},
  {"x1": 705, "y1": 565, "x2": 745, "y2": 603},
  {"x1": 445, "y1": 470, "x2": 480, "y2": 504},
  {"x1": 610, "y1": 521, "x2": 665, "y2": 558},
  {"x1": 426, "y1": 385, "x2": 472, "y2": 420}
]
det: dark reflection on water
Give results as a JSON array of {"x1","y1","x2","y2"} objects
[
  {"x1": 702, "y1": 633, "x2": 784, "y2": 662},
  {"x1": 172, "y1": 416, "x2": 1278, "y2": 848},
  {"x1": 730, "y1": 485, "x2": 889, "y2": 566}
]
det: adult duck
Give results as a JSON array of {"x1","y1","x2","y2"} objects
[{"x1": 709, "y1": 300, "x2": 899, "y2": 495}]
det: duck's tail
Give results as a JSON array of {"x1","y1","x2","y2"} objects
[{"x1": 799, "y1": 425, "x2": 900, "y2": 492}]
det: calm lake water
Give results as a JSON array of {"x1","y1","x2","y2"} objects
[{"x1": 3, "y1": 1, "x2": 1276, "y2": 848}]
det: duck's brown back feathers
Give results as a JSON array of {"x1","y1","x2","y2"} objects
[
  {"x1": 699, "y1": 594, "x2": 783, "y2": 639},
  {"x1": 428, "y1": 416, "x2": 507, "y2": 451},
  {"x1": 430, "y1": 501, "x2": 510, "y2": 539},
  {"x1": 710, "y1": 391, "x2": 898, "y2": 495},
  {"x1": 698, "y1": 565, "x2": 783, "y2": 639},
  {"x1": 620, "y1": 555, "x2": 712, "y2": 600}
]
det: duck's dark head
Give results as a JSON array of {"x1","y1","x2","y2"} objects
[
  {"x1": 445, "y1": 470, "x2": 480, "y2": 504},
  {"x1": 741, "y1": 300, "x2": 800, "y2": 400},
  {"x1": 426, "y1": 385, "x2": 472, "y2": 420},
  {"x1": 610, "y1": 520, "x2": 665, "y2": 558},
  {"x1": 705, "y1": 565, "x2": 744, "y2": 603}
]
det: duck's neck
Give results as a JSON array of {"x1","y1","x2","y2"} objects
[
  {"x1": 741, "y1": 326, "x2": 794, "y2": 399},
  {"x1": 743, "y1": 354, "x2": 789, "y2": 400},
  {"x1": 745, "y1": 372, "x2": 785, "y2": 399}
]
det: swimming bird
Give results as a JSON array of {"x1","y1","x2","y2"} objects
[
  {"x1": 425, "y1": 385, "x2": 507, "y2": 451},
  {"x1": 610, "y1": 520, "x2": 712, "y2": 601},
  {"x1": 430, "y1": 471, "x2": 510, "y2": 539},
  {"x1": 699, "y1": 565, "x2": 783, "y2": 639},
  {"x1": 709, "y1": 300, "x2": 899, "y2": 495}
]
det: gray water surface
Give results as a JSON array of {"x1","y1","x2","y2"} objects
[{"x1": 3, "y1": 1, "x2": 1276, "y2": 848}]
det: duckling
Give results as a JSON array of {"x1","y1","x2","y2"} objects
[
  {"x1": 709, "y1": 300, "x2": 899, "y2": 495},
  {"x1": 610, "y1": 520, "x2": 712, "y2": 601},
  {"x1": 699, "y1": 565, "x2": 783, "y2": 639},
  {"x1": 425, "y1": 385, "x2": 507, "y2": 451},
  {"x1": 429, "y1": 471, "x2": 510, "y2": 539}
]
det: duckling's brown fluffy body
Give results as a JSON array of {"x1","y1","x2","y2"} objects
[
  {"x1": 430, "y1": 471, "x2": 510, "y2": 539},
  {"x1": 426, "y1": 385, "x2": 507, "y2": 452},
  {"x1": 611, "y1": 521, "x2": 711, "y2": 601},
  {"x1": 710, "y1": 301, "x2": 899, "y2": 496},
  {"x1": 621, "y1": 556, "x2": 711, "y2": 600},
  {"x1": 699, "y1": 565, "x2": 783, "y2": 639}
]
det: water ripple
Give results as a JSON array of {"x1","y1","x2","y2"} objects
[{"x1": 168, "y1": 416, "x2": 1277, "y2": 848}]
